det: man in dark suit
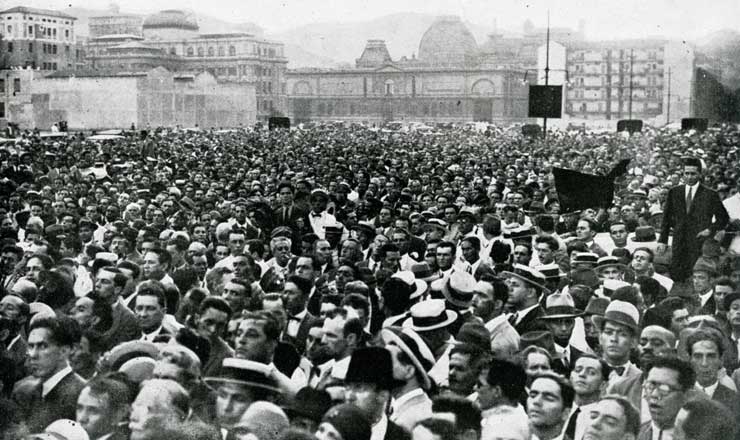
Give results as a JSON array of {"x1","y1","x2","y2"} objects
[
  {"x1": 345, "y1": 347, "x2": 411, "y2": 440},
  {"x1": 274, "y1": 183, "x2": 307, "y2": 252},
  {"x1": 282, "y1": 274, "x2": 318, "y2": 356},
  {"x1": 658, "y1": 157, "x2": 729, "y2": 282},
  {"x1": 502, "y1": 264, "x2": 549, "y2": 336},
  {"x1": 12, "y1": 315, "x2": 86, "y2": 433},
  {"x1": 0, "y1": 293, "x2": 30, "y2": 382},
  {"x1": 540, "y1": 292, "x2": 586, "y2": 376},
  {"x1": 76, "y1": 375, "x2": 132, "y2": 440},
  {"x1": 687, "y1": 329, "x2": 740, "y2": 419}
]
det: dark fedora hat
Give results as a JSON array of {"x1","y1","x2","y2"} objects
[
  {"x1": 351, "y1": 222, "x2": 376, "y2": 239},
  {"x1": 283, "y1": 387, "x2": 332, "y2": 423},
  {"x1": 630, "y1": 226, "x2": 657, "y2": 242},
  {"x1": 345, "y1": 347, "x2": 404, "y2": 390},
  {"x1": 583, "y1": 296, "x2": 609, "y2": 317},
  {"x1": 520, "y1": 331, "x2": 560, "y2": 359}
]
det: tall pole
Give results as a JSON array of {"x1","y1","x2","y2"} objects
[
  {"x1": 666, "y1": 67, "x2": 671, "y2": 125},
  {"x1": 543, "y1": 10, "x2": 550, "y2": 141},
  {"x1": 628, "y1": 49, "x2": 634, "y2": 120}
]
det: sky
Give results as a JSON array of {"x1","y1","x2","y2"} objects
[{"x1": 8, "y1": 0, "x2": 740, "y2": 40}]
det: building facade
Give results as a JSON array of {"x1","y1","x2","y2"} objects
[
  {"x1": 84, "y1": 9, "x2": 286, "y2": 121},
  {"x1": 286, "y1": 16, "x2": 531, "y2": 124},
  {"x1": 0, "y1": 6, "x2": 84, "y2": 71},
  {"x1": 1, "y1": 67, "x2": 256, "y2": 129},
  {"x1": 562, "y1": 39, "x2": 694, "y2": 123}
]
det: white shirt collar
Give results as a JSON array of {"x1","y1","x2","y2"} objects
[
  {"x1": 392, "y1": 388, "x2": 425, "y2": 413},
  {"x1": 43, "y1": 364, "x2": 73, "y2": 397},
  {"x1": 371, "y1": 413, "x2": 389, "y2": 440},
  {"x1": 141, "y1": 325, "x2": 164, "y2": 342},
  {"x1": 696, "y1": 381, "x2": 719, "y2": 398},
  {"x1": 686, "y1": 182, "x2": 699, "y2": 193},
  {"x1": 700, "y1": 289, "x2": 714, "y2": 307},
  {"x1": 514, "y1": 303, "x2": 539, "y2": 323}
]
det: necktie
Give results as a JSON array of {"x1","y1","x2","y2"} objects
[
  {"x1": 658, "y1": 429, "x2": 663, "y2": 440},
  {"x1": 686, "y1": 187, "x2": 693, "y2": 213},
  {"x1": 564, "y1": 406, "x2": 580, "y2": 440},
  {"x1": 282, "y1": 207, "x2": 288, "y2": 223},
  {"x1": 613, "y1": 365, "x2": 626, "y2": 376},
  {"x1": 508, "y1": 312, "x2": 519, "y2": 325}
]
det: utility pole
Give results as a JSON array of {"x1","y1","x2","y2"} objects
[
  {"x1": 666, "y1": 67, "x2": 671, "y2": 125},
  {"x1": 628, "y1": 49, "x2": 634, "y2": 120},
  {"x1": 543, "y1": 10, "x2": 550, "y2": 141}
]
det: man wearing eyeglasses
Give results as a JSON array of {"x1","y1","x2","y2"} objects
[{"x1": 638, "y1": 356, "x2": 697, "y2": 440}]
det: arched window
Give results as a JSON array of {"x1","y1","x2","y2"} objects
[
  {"x1": 229, "y1": 45, "x2": 236, "y2": 56},
  {"x1": 207, "y1": 47, "x2": 214, "y2": 57},
  {"x1": 197, "y1": 47, "x2": 204, "y2": 57},
  {"x1": 186, "y1": 47, "x2": 193, "y2": 56}
]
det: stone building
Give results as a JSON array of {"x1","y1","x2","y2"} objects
[
  {"x1": 0, "y1": 67, "x2": 256, "y2": 129},
  {"x1": 286, "y1": 16, "x2": 531, "y2": 124},
  {"x1": 0, "y1": 6, "x2": 85, "y2": 71},
  {"x1": 85, "y1": 9, "x2": 286, "y2": 121}
]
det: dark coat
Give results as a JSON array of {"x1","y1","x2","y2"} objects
[
  {"x1": 659, "y1": 184, "x2": 729, "y2": 282},
  {"x1": 12, "y1": 370, "x2": 86, "y2": 433},
  {"x1": 514, "y1": 305, "x2": 548, "y2": 336},
  {"x1": 384, "y1": 420, "x2": 412, "y2": 440}
]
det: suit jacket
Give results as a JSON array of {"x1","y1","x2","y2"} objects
[
  {"x1": 103, "y1": 301, "x2": 141, "y2": 351},
  {"x1": 5, "y1": 336, "x2": 28, "y2": 383},
  {"x1": 12, "y1": 370, "x2": 86, "y2": 433},
  {"x1": 282, "y1": 312, "x2": 319, "y2": 355},
  {"x1": 607, "y1": 372, "x2": 644, "y2": 412},
  {"x1": 712, "y1": 383, "x2": 740, "y2": 415},
  {"x1": 637, "y1": 422, "x2": 652, "y2": 440},
  {"x1": 391, "y1": 390, "x2": 433, "y2": 433},
  {"x1": 659, "y1": 184, "x2": 729, "y2": 281},
  {"x1": 203, "y1": 336, "x2": 234, "y2": 377},
  {"x1": 384, "y1": 419, "x2": 412, "y2": 440},
  {"x1": 514, "y1": 305, "x2": 548, "y2": 336}
]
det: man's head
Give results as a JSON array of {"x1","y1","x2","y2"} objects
[
  {"x1": 527, "y1": 373, "x2": 574, "y2": 434},
  {"x1": 196, "y1": 296, "x2": 232, "y2": 341},
  {"x1": 638, "y1": 325, "x2": 677, "y2": 369},
  {"x1": 596, "y1": 301, "x2": 639, "y2": 365},
  {"x1": 683, "y1": 161, "x2": 701, "y2": 187},
  {"x1": 94, "y1": 267, "x2": 127, "y2": 304},
  {"x1": 660, "y1": 297, "x2": 689, "y2": 337},
  {"x1": 448, "y1": 344, "x2": 487, "y2": 397},
  {"x1": 686, "y1": 329, "x2": 724, "y2": 388},
  {"x1": 321, "y1": 311, "x2": 361, "y2": 361},
  {"x1": 582, "y1": 396, "x2": 641, "y2": 440},
  {"x1": 435, "y1": 242, "x2": 456, "y2": 271},
  {"x1": 477, "y1": 357, "x2": 526, "y2": 411},
  {"x1": 134, "y1": 281, "x2": 167, "y2": 333},
  {"x1": 609, "y1": 222, "x2": 629, "y2": 247},
  {"x1": 643, "y1": 356, "x2": 695, "y2": 430},
  {"x1": 142, "y1": 248, "x2": 171, "y2": 281},
  {"x1": 234, "y1": 311, "x2": 281, "y2": 363},
  {"x1": 77, "y1": 375, "x2": 132, "y2": 439},
  {"x1": 0, "y1": 294, "x2": 29, "y2": 329},
  {"x1": 222, "y1": 278, "x2": 250, "y2": 315},
  {"x1": 576, "y1": 219, "x2": 597, "y2": 242},
  {"x1": 27, "y1": 315, "x2": 80, "y2": 380},
  {"x1": 129, "y1": 379, "x2": 189, "y2": 440},
  {"x1": 674, "y1": 398, "x2": 738, "y2": 440},
  {"x1": 631, "y1": 248, "x2": 654, "y2": 274},
  {"x1": 570, "y1": 354, "x2": 610, "y2": 402}
]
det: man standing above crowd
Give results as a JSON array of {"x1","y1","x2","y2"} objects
[{"x1": 658, "y1": 157, "x2": 729, "y2": 283}]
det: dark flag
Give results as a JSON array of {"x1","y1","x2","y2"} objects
[{"x1": 553, "y1": 159, "x2": 631, "y2": 213}]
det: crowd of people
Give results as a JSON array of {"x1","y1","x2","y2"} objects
[{"x1": 0, "y1": 121, "x2": 740, "y2": 440}]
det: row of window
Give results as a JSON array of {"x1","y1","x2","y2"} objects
[
  {"x1": 571, "y1": 49, "x2": 661, "y2": 61},
  {"x1": 311, "y1": 100, "x2": 464, "y2": 117},
  {"x1": 5, "y1": 25, "x2": 70, "y2": 39},
  {"x1": 567, "y1": 101, "x2": 662, "y2": 113},
  {"x1": 259, "y1": 100, "x2": 275, "y2": 112},
  {"x1": 5, "y1": 15, "x2": 71, "y2": 25}
]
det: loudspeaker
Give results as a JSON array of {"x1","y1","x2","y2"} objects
[
  {"x1": 617, "y1": 120, "x2": 643, "y2": 133},
  {"x1": 522, "y1": 124, "x2": 541, "y2": 137},
  {"x1": 528, "y1": 85, "x2": 562, "y2": 118},
  {"x1": 269, "y1": 117, "x2": 291, "y2": 130},
  {"x1": 681, "y1": 118, "x2": 708, "y2": 132}
]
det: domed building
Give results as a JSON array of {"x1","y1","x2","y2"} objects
[
  {"x1": 85, "y1": 9, "x2": 287, "y2": 121},
  {"x1": 142, "y1": 9, "x2": 199, "y2": 40},
  {"x1": 417, "y1": 16, "x2": 478, "y2": 66},
  {"x1": 286, "y1": 15, "x2": 530, "y2": 124}
]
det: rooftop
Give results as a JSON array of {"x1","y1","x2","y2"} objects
[{"x1": 0, "y1": 6, "x2": 76, "y2": 20}]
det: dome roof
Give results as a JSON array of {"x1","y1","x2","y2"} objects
[
  {"x1": 418, "y1": 16, "x2": 478, "y2": 65},
  {"x1": 142, "y1": 10, "x2": 198, "y2": 30}
]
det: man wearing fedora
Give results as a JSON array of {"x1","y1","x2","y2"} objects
[
  {"x1": 204, "y1": 357, "x2": 283, "y2": 432},
  {"x1": 403, "y1": 299, "x2": 458, "y2": 388},
  {"x1": 502, "y1": 264, "x2": 550, "y2": 336},
  {"x1": 692, "y1": 258, "x2": 719, "y2": 315},
  {"x1": 596, "y1": 256, "x2": 627, "y2": 281},
  {"x1": 344, "y1": 346, "x2": 411, "y2": 440},
  {"x1": 658, "y1": 156, "x2": 729, "y2": 283},
  {"x1": 594, "y1": 301, "x2": 642, "y2": 386},
  {"x1": 435, "y1": 271, "x2": 481, "y2": 335},
  {"x1": 540, "y1": 292, "x2": 586, "y2": 375},
  {"x1": 381, "y1": 326, "x2": 435, "y2": 432}
]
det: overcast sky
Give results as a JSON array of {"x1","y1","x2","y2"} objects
[{"x1": 10, "y1": 0, "x2": 740, "y2": 40}]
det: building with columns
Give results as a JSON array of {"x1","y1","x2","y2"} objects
[{"x1": 286, "y1": 16, "x2": 531, "y2": 124}]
